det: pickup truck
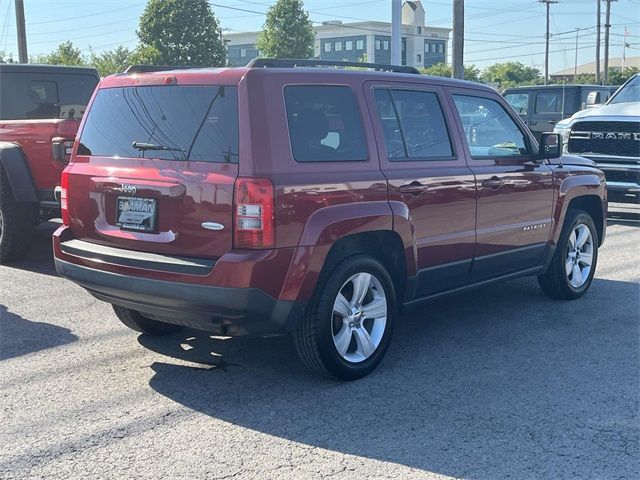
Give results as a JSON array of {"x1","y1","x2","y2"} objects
[{"x1": 554, "y1": 74, "x2": 640, "y2": 203}]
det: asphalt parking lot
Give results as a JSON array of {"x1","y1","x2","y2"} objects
[{"x1": 1, "y1": 203, "x2": 638, "y2": 480}]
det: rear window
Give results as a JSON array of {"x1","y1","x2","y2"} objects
[
  {"x1": 0, "y1": 73, "x2": 98, "y2": 120},
  {"x1": 78, "y1": 86, "x2": 238, "y2": 163},
  {"x1": 284, "y1": 85, "x2": 368, "y2": 162}
]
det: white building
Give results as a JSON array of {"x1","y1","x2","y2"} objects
[{"x1": 224, "y1": 1, "x2": 451, "y2": 69}]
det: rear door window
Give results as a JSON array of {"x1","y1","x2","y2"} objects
[
  {"x1": 78, "y1": 86, "x2": 239, "y2": 163},
  {"x1": 0, "y1": 73, "x2": 98, "y2": 120},
  {"x1": 504, "y1": 92, "x2": 529, "y2": 116},
  {"x1": 284, "y1": 85, "x2": 368, "y2": 162},
  {"x1": 373, "y1": 88, "x2": 453, "y2": 160},
  {"x1": 535, "y1": 91, "x2": 562, "y2": 113}
]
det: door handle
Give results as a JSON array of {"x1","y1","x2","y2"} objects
[
  {"x1": 529, "y1": 120, "x2": 538, "y2": 126},
  {"x1": 398, "y1": 181, "x2": 428, "y2": 196},
  {"x1": 481, "y1": 177, "x2": 504, "y2": 189},
  {"x1": 548, "y1": 120, "x2": 558, "y2": 125}
]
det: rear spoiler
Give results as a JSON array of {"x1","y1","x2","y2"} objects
[{"x1": 123, "y1": 65, "x2": 202, "y2": 74}]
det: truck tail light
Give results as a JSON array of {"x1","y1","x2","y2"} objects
[
  {"x1": 52, "y1": 137, "x2": 74, "y2": 163},
  {"x1": 60, "y1": 170, "x2": 70, "y2": 226},
  {"x1": 233, "y1": 177, "x2": 274, "y2": 249}
]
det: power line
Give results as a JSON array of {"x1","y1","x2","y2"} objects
[
  {"x1": 4, "y1": 2, "x2": 146, "y2": 27},
  {"x1": 465, "y1": 33, "x2": 597, "y2": 57},
  {"x1": 18, "y1": 18, "x2": 138, "y2": 37},
  {"x1": 0, "y1": 0, "x2": 11, "y2": 54},
  {"x1": 209, "y1": 2, "x2": 448, "y2": 40},
  {"x1": 467, "y1": 41, "x2": 629, "y2": 64}
]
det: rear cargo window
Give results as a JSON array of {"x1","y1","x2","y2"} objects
[
  {"x1": 78, "y1": 86, "x2": 238, "y2": 163},
  {"x1": 284, "y1": 85, "x2": 368, "y2": 162},
  {"x1": 0, "y1": 73, "x2": 98, "y2": 120}
]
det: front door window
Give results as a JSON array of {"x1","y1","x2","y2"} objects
[{"x1": 453, "y1": 94, "x2": 529, "y2": 158}]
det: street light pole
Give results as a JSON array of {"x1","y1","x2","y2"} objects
[
  {"x1": 596, "y1": 0, "x2": 601, "y2": 84},
  {"x1": 391, "y1": 0, "x2": 401, "y2": 65},
  {"x1": 603, "y1": 0, "x2": 617, "y2": 85}
]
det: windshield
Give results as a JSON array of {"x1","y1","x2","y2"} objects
[
  {"x1": 608, "y1": 75, "x2": 640, "y2": 104},
  {"x1": 78, "y1": 85, "x2": 238, "y2": 163}
]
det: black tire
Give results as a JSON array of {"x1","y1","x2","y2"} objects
[
  {"x1": 112, "y1": 305, "x2": 183, "y2": 335},
  {"x1": 538, "y1": 209, "x2": 599, "y2": 300},
  {"x1": 294, "y1": 254, "x2": 396, "y2": 381},
  {"x1": 0, "y1": 169, "x2": 36, "y2": 263}
]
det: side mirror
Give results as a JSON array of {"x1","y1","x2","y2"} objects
[
  {"x1": 539, "y1": 132, "x2": 562, "y2": 160},
  {"x1": 586, "y1": 91, "x2": 602, "y2": 106}
]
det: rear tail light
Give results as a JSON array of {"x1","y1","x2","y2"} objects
[
  {"x1": 52, "y1": 137, "x2": 74, "y2": 163},
  {"x1": 233, "y1": 177, "x2": 274, "y2": 249},
  {"x1": 60, "y1": 170, "x2": 70, "y2": 226}
]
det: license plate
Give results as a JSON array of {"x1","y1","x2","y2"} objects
[{"x1": 116, "y1": 197, "x2": 157, "y2": 232}]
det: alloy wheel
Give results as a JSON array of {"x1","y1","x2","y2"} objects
[
  {"x1": 331, "y1": 272, "x2": 387, "y2": 363},
  {"x1": 565, "y1": 223, "x2": 594, "y2": 288}
]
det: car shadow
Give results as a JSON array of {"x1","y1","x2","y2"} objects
[
  {"x1": 2, "y1": 221, "x2": 59, "y2": 276},
  {"x1": 140, "y1": 276, "x2": 639, "y2": 479},
  {"x1": 0, "y1": 305, "x2": 78, "y2": 361}
]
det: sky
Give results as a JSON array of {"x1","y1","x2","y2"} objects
[{"x1": 0, "y1": 0, "x2": 638, "y2": 74}]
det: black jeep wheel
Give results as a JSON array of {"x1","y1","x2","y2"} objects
[{"x1": 0, "y1": 169, "x2": 36, "y2": 263}]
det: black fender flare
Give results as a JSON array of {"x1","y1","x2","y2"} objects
[{"x1": 0, "y1": 142, "x2": 37, "y2": 202}]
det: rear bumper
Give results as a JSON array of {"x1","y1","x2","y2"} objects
[
  {"x1": 53, "y1": 227, "x2": 307, "y2": 336},
  {"x1": 55, "y1": 258, "x2": 305, "y2": 335}
]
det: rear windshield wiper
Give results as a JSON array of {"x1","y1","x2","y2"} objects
[{"x1": 132, "y1": 141, "x2": 184, "y2": 153}]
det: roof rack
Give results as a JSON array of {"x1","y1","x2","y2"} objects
[
  {"x1": 123, "y1": 64, "x2": 202, "y2": 74},
  {"x1": 246, "y1": 58, "x2": 420, "y2": 75}
]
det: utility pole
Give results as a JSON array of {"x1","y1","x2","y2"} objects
[
  {"x1": 15, "y1": 0, "x2": 28, "y2": 63},
  {"x1": 391, "y1": 0, "x2": 401, "y2": 65},
  {"x1": 574, "y1": 28, "x2": 580, "y2": 81},
  {"x1": 596, "y1": 0, "x2": 601, "y2": 84},
  {"x1": 540, "y1": 0, "x2": 557, "y2": 86},
  {"x1": 603, "y1": 0, "x2": 617, "y2": 85},
  {"x1": 452, "y1": 0, "x2": 464, "y2": 79}
]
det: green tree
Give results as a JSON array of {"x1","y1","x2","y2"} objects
[
  {"x1": 256, "y1": 0, "x2": 315, "y2": 59},
  {"x1": 37, "y1": 41, "x2": 85, "y2": 66},
  {"x1": 127, "y1": 45, "x2": 163, "y2": 66},
  {"x1": 573, "y1": 73, "x2": 596, "y2": 84},
  {"x1": 607, "y1": 66, "x2": 640, "y2": 86},
  {"x1": 89, "y1": 46, "x2": 133, "y2": 76},
  {"x1": 420, "y1": 62, "x2": 481, "y2": 82},
  {"x1": 480, "y1": 62, "x2": 541, "y2": 88},
  {"x1": 0, "y1": 51, "x2": 15, "y2": 63},
  {"x1": 137, "y1": 0, "x2": 225, "y2": 66}
]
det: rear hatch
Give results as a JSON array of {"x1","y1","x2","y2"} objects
[{"x1": 66, "y1": 80, "x2": 239, "y2": 259}]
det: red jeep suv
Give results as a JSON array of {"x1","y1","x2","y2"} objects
[
  {"x1": 53, "y1": 60, "x2": 607, "y2": 380},
  {"x1": 0, "y1": 64, "x2": 99, "y2": 262}
]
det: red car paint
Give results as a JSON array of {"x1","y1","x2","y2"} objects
[{"x1": 53, "y1": 66, "x2": 607, "y2": 336}]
